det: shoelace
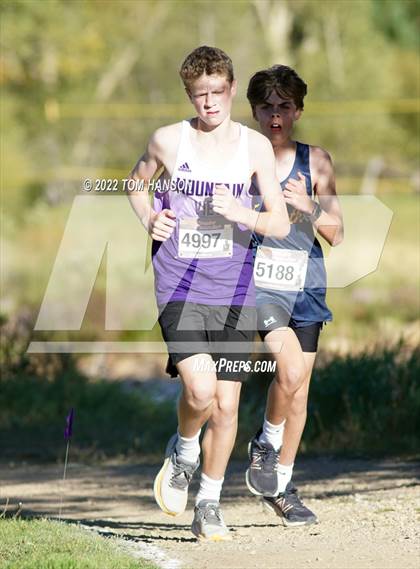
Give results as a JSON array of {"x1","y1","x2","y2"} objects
[
  {"x1": 201, "y1": 504, "x2": 223, "y2": 525},
  {"x1": 274, "y1": 495, "x2": 294, "y2": 514},
  {"x1": 252, "y1": 445, "x2": 280, "y2": 471},
  {"x1": 275, "y1": 486, "x2": 306, "y2": 513},
  {"x1": 169, "y1": 459, "x2": 196, "y2": 490}
]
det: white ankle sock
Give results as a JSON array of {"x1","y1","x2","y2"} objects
[
  {"x1": 277, "y1": 463, "x2": 294, "y2": 493},
  {"x1": 175, "y1": 428, "x2": 201, "y2": 464},
  {"x1": 195, "y1": 472, "x2": 224, "y2": 505},
  {"x1": 258, "y1": 418, "x2": 285, "y2": 451}
]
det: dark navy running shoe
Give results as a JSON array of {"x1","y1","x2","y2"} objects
[
  {"x1": 263, "y1": 482, "x2": 318, "y2": 526},
  {"x1": 245, "y1": 430, "x2": 280, "y2": 497}
]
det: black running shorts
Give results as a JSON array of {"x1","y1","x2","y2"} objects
[
  {"x1": 257, "y1": 303, "x2": 323, "y2": 353},
  {"x1": 158, "y1": 301, "x2": 257, "y2": 381}
]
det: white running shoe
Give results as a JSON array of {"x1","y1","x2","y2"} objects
[{"x1": 153, "y1": 433, "x2": 199, "y2": 516}]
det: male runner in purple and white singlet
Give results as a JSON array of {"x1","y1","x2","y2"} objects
[{"x1": 128, "y1": 46, "x2": 289, "y2": 540}]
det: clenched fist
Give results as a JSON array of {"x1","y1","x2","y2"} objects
[
  {"x1": 283, "y1": 171, "x2": 314, "y2": 215},
  {"x1": 212, "y1": 185, "x2": 242, "y2": 223},
  {"x1": 149, "y1": 209, "x2": 176, "y2": 241}
]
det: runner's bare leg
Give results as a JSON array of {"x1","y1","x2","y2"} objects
[{"x1": 201, "y1": 380, "x2": 242, "y2": 479}]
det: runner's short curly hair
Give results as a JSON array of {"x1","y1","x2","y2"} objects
[
  {"x1": 247, "y1": 65, "x2": 307, "y2": 113},
  {"x1": 180, "y1": 46, "x2": 234, "y2": 90}
]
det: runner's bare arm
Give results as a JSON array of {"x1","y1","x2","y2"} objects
[
  {"x1": 250, "y1": 133, "x2": 290, "y2": 239},
  {"x1": 310, "y1": 147, "x2": 343, "y2": 246},
  {"x1": 212, "y1": 133, "x2": 289, "y2": 238},
  {"x1": 282, "y1": 146, "x2": 343, "y2": 246},
  {"x1": 127, "y1": 129, "x2": 176, "y2": 242}
]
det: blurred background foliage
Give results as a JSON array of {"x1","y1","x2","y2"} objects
[
  {"x1": 0, "y1": 0, "x2": 419, "y2": 458},
  {"x1": 1, "y1": 0, "x2": 419, "y2": 340},
  {"x1": 1, "y1": 321, "x2": 418, "y2": 459}
]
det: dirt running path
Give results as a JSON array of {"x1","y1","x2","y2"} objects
[{"x1": 1, "y1": 457, "x2": 419, "y2": 569}]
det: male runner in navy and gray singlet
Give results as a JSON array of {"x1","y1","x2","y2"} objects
[
  {"x1": 128, "y1": 47, "x2": 289, "y2": 540},
  {"x1": 245, "y1": 65, "x2": 343, "y2": 525}
]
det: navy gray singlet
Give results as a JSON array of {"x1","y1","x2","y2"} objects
[{"x1": 251, "y1": 141, "x2": 332, "y2": 326}]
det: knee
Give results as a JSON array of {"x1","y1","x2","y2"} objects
[
  {"x1": 290, "y1": 389, "x2": 309, "y2": 414},
  {"x1": 184, "y1": 384, "x2": 216, "y2": 412},
  {"x1": 276, "y1": 364, "x2": 306, "y2": 396},
  {"x1": 211, "y1": 397, "x2": 239, "y2": 427}
]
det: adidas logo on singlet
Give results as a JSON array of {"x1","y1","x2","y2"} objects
[{"x1": 178, "y1": 162, "x2": 191, "y2": 172}]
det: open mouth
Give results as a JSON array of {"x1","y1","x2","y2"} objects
[{"x1": 270, "y1": 122, "x2": 282, "y2": 131}]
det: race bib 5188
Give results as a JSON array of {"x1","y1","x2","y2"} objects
[{"x1": 254, "y1": 247, "x2": 308, "y2": 291}]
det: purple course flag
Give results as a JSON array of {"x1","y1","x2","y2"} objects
[{"x1": 64, "y1": 408, "x2": 74, "y2": 441}]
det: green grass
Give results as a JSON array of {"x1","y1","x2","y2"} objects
[
  {"x1": 1, "y1": 307, "x2": 419, "y2": 460},
  {"x1": 0, "y1": 519, "x2": 158, "y2": 569},
  {"x1": 239, "y1": 342, "x2": 420, "y2": 456},
  {"x1": 1, "y1": 343, "x2": 418, "y2": 460},
  {"x1": 323, "y1": 193, "x2": 420, "y2": 347},
  {"x1": 0, "y1": 363, "x2": 177, "y2": 461}
]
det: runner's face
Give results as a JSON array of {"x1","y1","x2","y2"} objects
[
  {"x1": 254, "y1": 91, "x2": 301, "y2": 143},
  {"x1": 187, "y1": 74, "x2": 237, "y2": 129}
]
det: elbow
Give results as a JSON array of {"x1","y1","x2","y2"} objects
[
  {"x1": 331, "y1": 227, "x2": 344, "y2": 247},
  {"x1": 274, "y1": 220, "x2": 291, "y2": 240}
]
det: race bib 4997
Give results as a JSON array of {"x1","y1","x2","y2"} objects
[{"x1": 178, "y1": 218, "x2": 233, "y2": 259}]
